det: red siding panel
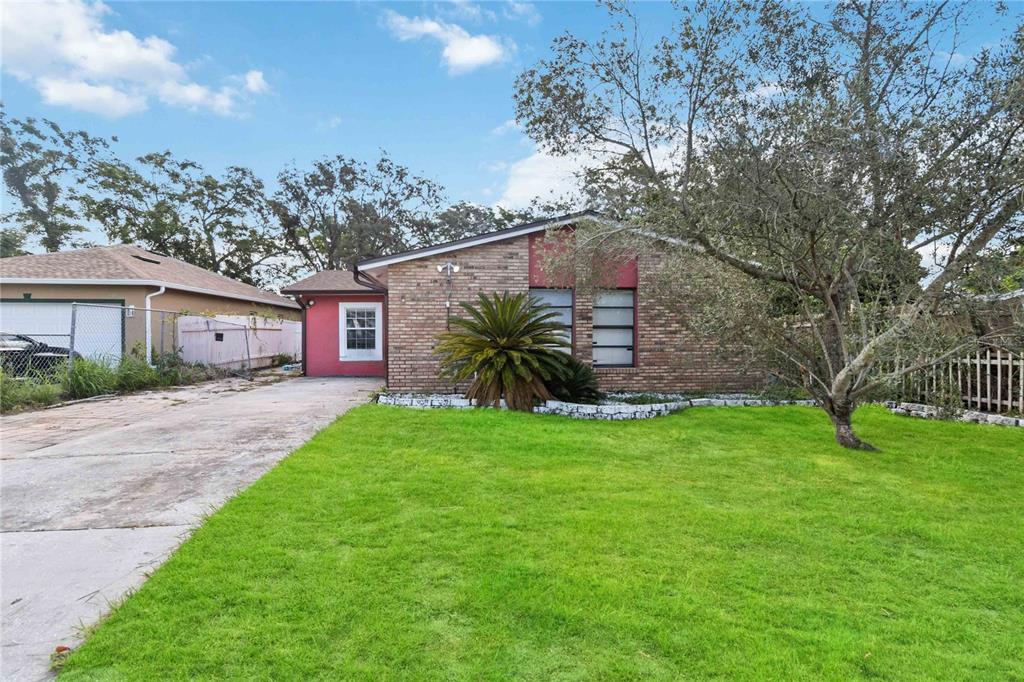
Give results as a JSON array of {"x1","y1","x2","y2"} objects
[
  {"x1": 304, "y1": 293, "x2": 387, "y2": 377},
  {"x1": 529, "y1": 231, "x2": 637, "y2": 288}
]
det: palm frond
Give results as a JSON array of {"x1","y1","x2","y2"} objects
[{"x1": 435, "y1": 291, "x2": 572, "y2": 412}]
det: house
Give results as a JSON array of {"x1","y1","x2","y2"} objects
[
  {"x1": 0, "y1": 245, "x2": 300, "y2": 361},
  {"x1": 283, "y1": 211, "x2": 754, "y2": 393}
]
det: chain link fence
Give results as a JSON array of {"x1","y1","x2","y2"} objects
[
  {"x1": 0, "y1": 332, "x2": 74, "y2": 377},
  {"x1": 1, "y1": 302, "x2": 301, "y2": 380}
]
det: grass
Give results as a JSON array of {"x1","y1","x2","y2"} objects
[
  {"x1": 60, "y1": 405, "x2": 1022, "y2": 680},
  {"x1": 0, "y1": 370, "x2": 63, "y2": 411},
  {"x1": 1, "y1": 352, "x2": 230, "y2": 413}
]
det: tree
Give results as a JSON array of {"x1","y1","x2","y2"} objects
[
  {"x1": 0, "y1": 107, "x2": 111, "y2": 251},
  {"x1": 84, "y1": 152, "x2": 284, "y2": 287},
  {"x1": 0, "y1": 228, "x2": 28, "y2": 258},
  {"x1": 515, "y1": 0, "x2": 1024, "y2": 449},
  {"x1": 434, "y1": 291, "x2": 571, "y2": 411},
  {"x1": 270, "y1": 154, "x2": 446, "y2": 272},
  {"x1": 420, "y1": 201, "x2": 538, "y2": 245}
]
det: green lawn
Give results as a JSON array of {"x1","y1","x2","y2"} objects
[{"x1": 61, "y1": 405, "x2": 1023, "y2": 680}]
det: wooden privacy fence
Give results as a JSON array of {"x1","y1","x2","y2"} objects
[{"x1": 889, "y1": 349, "x2": 1023, "y2": 415}]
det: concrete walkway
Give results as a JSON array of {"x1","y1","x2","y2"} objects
[{"x1": 0, "y1": 375, "x2": 381, "y2": 681}]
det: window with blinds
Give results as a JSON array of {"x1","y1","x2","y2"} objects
[
  {"x1": 593, "y1": 289, "x2": 635, "y2": 367},
  {"x1": 529, "y1": 288, "x2": 573, "y2": 345}
]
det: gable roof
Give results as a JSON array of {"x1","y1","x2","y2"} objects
[
  {"x1": 0, "y1": 244, "x2": 298, "y2": 309},
  {"x1": 280, "y1": 270, "x2": 380, "y2": 295},
  {"x1": 357, "y1": 209, "x2": 614, "y2": 270}
]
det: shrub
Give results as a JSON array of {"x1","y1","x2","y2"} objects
[
  {"x1": 546, "y1": 356, "x2": 604, "y2": 404},
  {"x1": 0, "y1": 370, "x2": 62, "y2": 413},
  {"x1": 154, "y1": 351, "x2": 226, "y2": 386},
  {"x1": 757, "y1": 381, "x2": 811, "y2": 403},
  {"x1": 434, "y1": 291, "x2": 571, "y2": 411},
  {"x1": 63, "y1": 358, "x2": 117, "y2": 399},
  {"x1": 116, "y1": 353, "x2": 161, "y2": 393}
]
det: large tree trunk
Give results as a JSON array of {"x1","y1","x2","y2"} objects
[{"x1": 826, "y1": 400, "x2": 876, "y2": 451}]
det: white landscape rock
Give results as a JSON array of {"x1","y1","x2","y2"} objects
[
  {"x1": 885, "y1": 401, "x2": 1022, "y2": 428},
  {"x1": 380, "y1": 392, "x2": 817, "y2": 421}
]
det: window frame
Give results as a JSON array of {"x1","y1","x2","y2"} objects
[
  {"x1": 592, "y1": 288, "x2": 636, "y2": 368},
  {"x1": 338, "y1": 301, "x2": 383, "y2": 361},
  {"x1": 529, "y1": 287, "x2": 575, "y2": 351}
]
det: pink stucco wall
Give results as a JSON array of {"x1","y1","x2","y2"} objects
[{"x1": 304, "y1": 293, "x2": 387, "y2": 377}]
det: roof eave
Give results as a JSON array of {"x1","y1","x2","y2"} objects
[
  {"x1": 356, "y1": 210, "x2": 614, "y2": 270},
  {"x1": 280, "y1": 288, "x2": 381, "y2": 296}
]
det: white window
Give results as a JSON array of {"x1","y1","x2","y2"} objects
[
  {"x1": 339, "y1": 302, "x2": 383, "y2": 361},
  {"x1": 530, "y1": 288, "x2": 573, "y2": 345},
  {"x1": 593, "y1": 289, "x2": 635, "y2": 367}
]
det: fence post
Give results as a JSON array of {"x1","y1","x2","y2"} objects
[
  {"x1": 67, "y1": 303, "x2": 78, "y2": 383},
  {"x1": 243, "y1": 320, "x2": 252, "y2": 377},
  {"x1": 160, "y1": 312, "x2": 165, "y2": 361}
]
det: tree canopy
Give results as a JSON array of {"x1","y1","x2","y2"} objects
[
  {"x1": 0, "y1": 107, "x2": 112, "y2": 252},
  {"x1": 515, "y1": 0, "x2": 1023, "y2": 449}
]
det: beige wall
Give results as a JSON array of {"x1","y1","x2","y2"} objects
[
  {"x1": 1, "y1": 283, "x2": 298, "y2": 357},
  {"x1": 149, "y1": 289, "x2": 299, "y2": 321},
  {"x1": 0, "y1": 283, "x2": 149, "y2": 308}
]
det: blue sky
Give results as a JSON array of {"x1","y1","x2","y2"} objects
[{"x1": 2, "y1": 1, "x2": 1019, "y2": 214}]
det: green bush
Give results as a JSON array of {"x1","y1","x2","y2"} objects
[
  {"x1": 434, "y1": 291, "x2": 571, "y2": 411},
  {"x1": 116, "y1": 353, "x2": 161, "y2": 393},
  {"x1": 757, "y1": 381, "x2": 811, "y2": 403},
  {"x1": 64, "y1": 358, "x2": 118, "y2": 399},
  {"x1": 154, "y1": 352, "x2": 225, "y2": 386},
  {"x1": 546, "y1": 356, "x2": 604, "y2": 404},
  {"x1": 3, "y1": 348, "x2": 232, "y2": 413},
  {"x1": 0, "y1": 370, "x2": 63, "y2": 413}
]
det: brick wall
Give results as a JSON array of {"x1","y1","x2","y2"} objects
[
  {"x1": 385, "y1": 234, "x2": 757, "y2": 393},
  {"x1": 386, "y1": 238, "x2": 530, "y2": 391},
  {"x1": 591, "y1": 254, "x2": 756, "y2": 393}
]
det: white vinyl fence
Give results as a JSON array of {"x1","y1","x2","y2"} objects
[{"x1": 176, "y1": 315, "x2": 301, "y2": 370}]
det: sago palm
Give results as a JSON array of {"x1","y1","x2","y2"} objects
[{"x1": 435, "y1": 291, "x2": 571, "y2": 411}]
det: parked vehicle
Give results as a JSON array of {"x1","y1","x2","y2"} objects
[{"x1": 0, "y1": 333, "x2": 77, "y2": 376}]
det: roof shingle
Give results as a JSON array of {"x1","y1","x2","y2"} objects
[
  {"x1": 280, "y1": 270, "x2": 378, "y2": 294},
  {"x1": 0, "y1": 245, "x2": 297, "y2": 309}
]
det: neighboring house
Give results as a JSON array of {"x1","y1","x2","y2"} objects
[
  {"x1": 0, "y1": 245, "x2": 299, "y2": 361},
  {"x1": 283, "y1": 211, "x2": 754, "y2": 392}
]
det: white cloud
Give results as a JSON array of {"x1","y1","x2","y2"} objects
[
  {"x1": 158, "y1": 80, "x2": 235, "y2": 116},
  {"x1": 443, "y1": 1, "x2": 496, "y2": 23},
  {"x1": 1, "y1": 0, "x2": 269, "y2": 118},
  {"x1": 496, "y1": 146, "x2": 590, "y2": 209},
  {"x1": 491, "y1": 118, "x2": 519, "y2": 136},
  {"x1": 749, "y1": 82, "x2": 785, "y2": 99},
  {"x1": 243, "y1": 70, "x2": 270, "y2": 94},
  {"x1": 496, "y1": 136, "x2": 678, "y2": 209},
  {"x1": 482, "y1": 160, "x2": 509, "y2": 172},
  {"x1": 316, "y1": 115, "x2": 343, "y2": 131},
  {"x1": 36, "y1": 77, "x2": 147, "y2": 117},
  {"x1": 383, "y1": 10, "x2": 513, "y2": 74},
  {"x1": 937, "y1": 50, "x2": 970, "y2": 66},
  {"x1": 503, "y1": 1, "x2": 541, "y2": 26}
]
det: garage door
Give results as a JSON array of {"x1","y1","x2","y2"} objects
[{"x1": 0, "y1": 301, "x2": 124, "y2": 363}]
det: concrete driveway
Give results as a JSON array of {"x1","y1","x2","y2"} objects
[{"x1": 0, "y1": 374, "x2": 381, "y2": 681}]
